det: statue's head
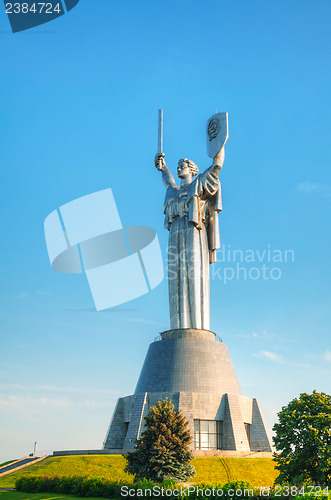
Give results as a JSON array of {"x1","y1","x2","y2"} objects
[{"x1": 177, "y1": 159, "x2": 199, "y2": 179}]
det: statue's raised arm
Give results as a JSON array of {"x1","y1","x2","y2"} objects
[
  {"x1": 208, "y1": 147, "x2": 225, "y2": 177},
  {"x1": 154, "y1": 153, "x2": 178, "y2": 189}
]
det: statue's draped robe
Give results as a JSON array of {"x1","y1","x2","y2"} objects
[{"x1": 164, "y1": 167, "x2": 222, "y2": 330}]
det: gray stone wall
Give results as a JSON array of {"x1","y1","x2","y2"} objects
[
  {"x1": 223, "y1": 394, "x2": 250, "y2": 451},
  {"x1": 103, "y1": 398, "x2": 125, "y2": 449},
  {"x1": 123, "y1": 394, "x2": 148, "y2": 450},
  {"x1": 250, "y1": 398, "x2": 274, "y2": 452},
  {"x1": 135, "y1": 334, "x2": 242, "y2": 395},
  {"x1": 103, "y1": 391, "x2": 273, "y2": 453}
]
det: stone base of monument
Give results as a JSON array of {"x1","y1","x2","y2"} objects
[{"x1": 103, "y1": 329, "x2": 273, "y2": 454}]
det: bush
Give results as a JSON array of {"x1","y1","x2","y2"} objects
[
  {"x1": 125, "y1": 398, "x2": 195, "y2": 482},
  {"x1": 273, "y1": 391, "x2": 331, "y2": 486},
  {"x1": 16, "y1": 476, "x2": 330, "y2": 499},
  {"x1": 16, "y1": 476, "x2": 123, "y2": 498}
]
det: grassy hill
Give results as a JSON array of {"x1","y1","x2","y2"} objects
[
  {"x1": 0, "y1": 454, "x2": 277, "y2": 488},
  {"x1": 0, "y1": 493, "x2": 100, "y2": 500}
]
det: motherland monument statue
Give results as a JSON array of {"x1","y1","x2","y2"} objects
[
  {"x1": 103, "y1": 111, "x2": 273, "y2": 455},
  {"x1": 154, "y1": 110, "x2": 226, "y2": 331}
]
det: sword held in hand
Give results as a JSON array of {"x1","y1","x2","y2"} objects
[{"x1": 155, "y1": 109, "x2": 164, "y2": 171}]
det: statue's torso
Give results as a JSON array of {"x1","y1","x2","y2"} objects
[
  {"x1": 164, "y1": 168, "x2": 222, "y2": 329},
  {"x1": 164, "y1": 180, "x2": 208, "y2": 229}
]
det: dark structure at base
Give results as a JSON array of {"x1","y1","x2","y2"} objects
[{"x1": 103, "y1": 329, "x2": 272, "y2": 454}]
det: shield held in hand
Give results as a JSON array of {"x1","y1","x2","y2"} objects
[{"x1": 206, "y1": 112, "x2": 229, "y2": 158}]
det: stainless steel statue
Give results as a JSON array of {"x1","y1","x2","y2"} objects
[{"x1": 154, "y1": 111, "x2": 228, "y2": 331}]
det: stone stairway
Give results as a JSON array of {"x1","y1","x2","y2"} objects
[{"x1": 0, "y1": 455, "x2": 48, "y2": 477}]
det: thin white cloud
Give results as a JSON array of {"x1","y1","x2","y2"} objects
[
  {"x1": 3, "y1": 290, "x2": 51, "y2": 300},
  {"x1": 0, "y1": 383, "x2": 119, "y2": 396},
  {"x1": 235, "y1": 330, "x2": 274, "y2": 340},
  {"x1": 82, "y1": 399, "x2": 113, "y2": 408},
  {"x1": 256, "y1": 350, "x2": 283, "y2": 363},
  {"x1": 0, "y1": 394, "x2": 114, "y2": 414},
  {"x1": 38, "y1": 385, "x2": 118, "y2": 395},
  {"x1": 3, "y1": 291, "x2": 29, "y2": 300},
  {"x1": 296, "y1": 182, "x2": 330, "y2": 196},
  {"x1": 253, "y1": 351, "x2": 311, "y2": 369},
  {"x1": 234, "y1": 329, "x2": 292, "y2": 344},
  {"x1": 123, "y1": 317, "x2": 163, "y2": 326},
  {"x1": 323, "y1": 350, "x2": 331, "y2": 362},
  {"x1": 0, "y1": 395, "x2": 71, "y2": 410}
]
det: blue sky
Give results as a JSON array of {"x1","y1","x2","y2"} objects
[{"x1": 0, "y1": 0, "x2": 330, "y2": 462}]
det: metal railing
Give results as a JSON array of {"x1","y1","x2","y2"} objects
[{"x1": 154, "y1": 333, "x2": 222, "y2": 342}]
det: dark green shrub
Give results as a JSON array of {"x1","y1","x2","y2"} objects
[
  {"x1": 125, "y1": 399, "x2": 195, "y2": 482},
  {"x1": 273, "y1": 391, "x2": 331, "y2": 486},
  {"x1": 15, "y1": 476, "x2": 330, "y2": 499},
  {"x1": 16, "y1": 476, "x2": 126, "y2": 498}
]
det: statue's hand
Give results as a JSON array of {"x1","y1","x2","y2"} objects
[
  {"x1": 154, "y1": 153, "x2": 166, "y2": 171},
  {"x1": 213, "y1": 147, "x2": 225, "y2": 171}
]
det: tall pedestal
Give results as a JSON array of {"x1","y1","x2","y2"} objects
[{"x1": 103, "y1": 329, "x2": 272, "y2": 454}]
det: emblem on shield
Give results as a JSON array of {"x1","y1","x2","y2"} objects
[
  {"x1": 206, "y1": 112, "x2": 229, "y2": 158},
  {"x1": 208, "y1": 118, "x2": 221, "y2": 141}
]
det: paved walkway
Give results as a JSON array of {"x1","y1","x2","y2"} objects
[{"x1": 0, "y1": 456, "x2": 47, "y2": 477}]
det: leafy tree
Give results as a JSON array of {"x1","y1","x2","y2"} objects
[
  {"x1": 125, "y1": 398, "x2": 196, "y2": 482},
  {"x1": 273, "y1": 390, "x2": 331, "y2": 485}
]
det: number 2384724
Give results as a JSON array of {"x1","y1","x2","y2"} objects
[{"x1": 5, "y1": 3, "x2": 62, "y2": 14}]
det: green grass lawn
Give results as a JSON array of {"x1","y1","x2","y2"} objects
[
  {"x1": 0, "y1": 492, "x2": 99, "y2": 500},
  {"x1": 0, "y1": 454, "x2": 277, "y2": 489},
  {"x1": 193, "y1": 457, "x2": 277, "y2": 486},
  {"x1": 0, "y1": 456, "x2": 132, "y2": 489}
]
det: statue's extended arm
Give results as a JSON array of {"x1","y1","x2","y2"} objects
[
  {"x1": 154, "y1": 153, "x2": 177, "y2": 189},
  {"x1": 208, "y1": 147, "x2": 225, "y2": 177}
]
